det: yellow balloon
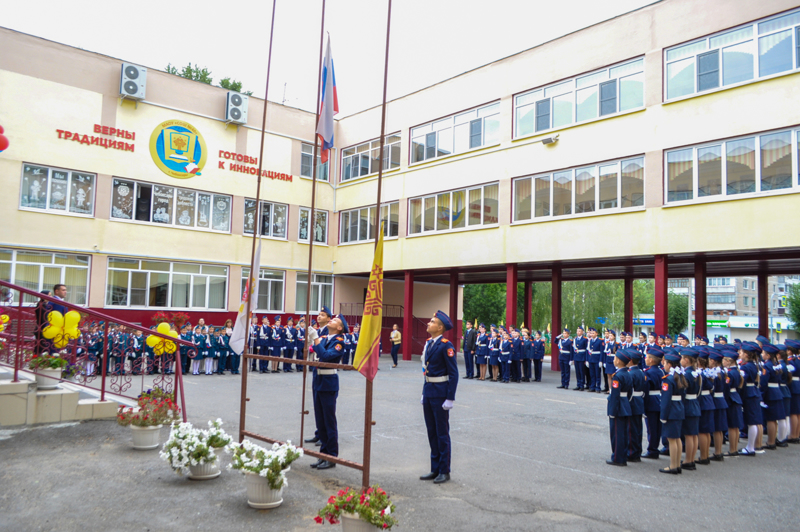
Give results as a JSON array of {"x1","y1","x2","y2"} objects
[
  {"x1": 0, "y1": 314, "x2": 9, "y2": 323},
  {"x1": 146, "y1": 335, "x2": 159, "y2": 347},
  {"x1": 42, "y1": 325, "x2": 58, "y2": 339},
  {"x1": 156, "y1": 322, "x2": 171, "y2": 335},
  {"x1": 53, "y1": 336, "x2": 69, "y2": 349},
  {"x1": 64, "y1": 310, "x2": 81, "y2": 329},
  {"x1": 168, "y1": 330, "x2": 179, "y2": 339},
  {"x1": 165, "y1": 341, "x2": 177, "y2": 354},
  {"x1": 48, "y1": 311, "x2": 64, "y2": 328},
  {"x1": 65, "y1": 327, "x2": 80, "y2": 340}
]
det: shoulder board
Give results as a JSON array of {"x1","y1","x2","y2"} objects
[
  {"x1": 442, "y1": 338, "x2": 449, "y2": 343},
  {"x1": 336, "y1": 336, "x2": 344, "y2": 341},
  {"x1": 661, "y1": 375, "x2": 668, "y2": 379}
]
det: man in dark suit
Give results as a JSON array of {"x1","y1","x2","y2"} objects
[
  {"x1": 462, "y1": 320, "x2": 477, "y2": 379},
  {"x1": 51, "y1": 284, "x2": 68, "y2": 315}
]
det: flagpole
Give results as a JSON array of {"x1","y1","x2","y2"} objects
[
  {"x1": 239, "y1": 0, "x2": 278, "y2": 444},
  {"x1": 360, "y1": 0, "x2": 392, "y2": 490},
  {"x1": 300, "y1": 0, "x2": 327, "y2": 447}
]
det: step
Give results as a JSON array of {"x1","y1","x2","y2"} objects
[{"x1": 0, "y1": 379, "x2": 121, "y2": 426}]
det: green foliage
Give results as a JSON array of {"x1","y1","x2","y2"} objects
[
  {"x1": 463, "y1": 284, "x2": 506, "y2": 328},
  {"x1": 668, "y1": 292, "x2": 689, "y2": 336},
  {"x1": 785, "y1": 284, "x2": 800, "y2": 331},
  {"x1": 219, "y1": 77, "x2": 253, "y2": 96},
  {"x1": 165, "y1": 64, "x2": 252, "y2": 95}
]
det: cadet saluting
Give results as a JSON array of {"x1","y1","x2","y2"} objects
[{"x1": 419, "y1": 310, "x2": 459, "y2": 485}]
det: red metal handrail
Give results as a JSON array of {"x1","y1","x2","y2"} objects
[{"x1": 0, "y1": 279, "x2": 191, "y2": 420}]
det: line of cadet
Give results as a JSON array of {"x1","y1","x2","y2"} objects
[{"x1": 605, "y1": 332, "x2": 800, "y2": 474}]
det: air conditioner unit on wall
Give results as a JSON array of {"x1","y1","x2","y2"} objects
[
  {"x1": 226, "y1": 92, "x2": 248, "y2": 124},
  {"x1": 120, "y1": 63, "x2": 147, "y2": 100}
]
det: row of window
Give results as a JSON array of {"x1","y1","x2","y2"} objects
[
  {"x1": 340, "y1": 203, "x2": 400, "y2": 243},
  {"x1": 0, "y1": 248, "x2": 334, "y2": 313},
  {"x1": 666, "y1": 127, "x2": 799, "y2": 204},
  {"x1": 341, "y1": 136, "x2": 401, "y2": 181},
  {"x1": 409, "y1": 183, "x2": 499, "y2": 235},
  {"x1": 411, "y1": 103, "x2": 500, "y2": 164}
]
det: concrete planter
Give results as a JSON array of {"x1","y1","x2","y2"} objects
[
  {"x1": 130, "y1": 424, "x2": 163, "y2": 450},
  {"x1": 341, "y1": 512, "x2": 375, "y2": 532},
  {"x1": 245, "y1": 472, "x2": 283, "y2": 509},
  {"x1": 35, "y1": 368, "x2": 62, "y2": 390},
  {"x1": 188, "y1": 460, "x2": 221, "y2": 480}
]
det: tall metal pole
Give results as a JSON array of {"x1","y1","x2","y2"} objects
[
  {"x1": 362, "y1": 0, "x2": 393, "y2": 489},
  {"x1": 300, "y1": 0, "x2": 327, "y2": 446},
  {"x1": 239, "y1": 0, "x2": 278, "y2": 444}
]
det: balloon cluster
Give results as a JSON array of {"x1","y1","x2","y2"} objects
[
  {"x1": 43, "y1": 310, "x2": 81, "y2": 349},
  {"x1": 0, "y1": 314, "x2": 9, "y2": 332},
  {"x1": 147, "y1": 322, "x2": 178, "y2": 355},
  {"x1": 0, "y1": 125, "x2": 8, "y2": 153}
]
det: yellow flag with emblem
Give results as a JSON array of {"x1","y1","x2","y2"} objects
[{"x1": 352, "y1": 223, "x2": 384, "y2": 381}]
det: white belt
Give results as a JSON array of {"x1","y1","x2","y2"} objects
[
  {"x1": 686, "y1": 394, "x2": 698, "y2": 400},
  {"x1": 649, "y1": 391, "x2": 661, "y2": 396},
  {"x1": 728, "y1": 389, "x2": 738, "y2": 394},
  {"x1": 768, "y1": 383, "x2": 779, "y2": 388},
  {"x1": 745, "y1": 383, "x2": 755, "y2": 387},
  {"x1": 631, "y1": 391, "x2": 644, "y2": 397},
  {"x1": 577, "y1": 349, "x2": 586, "y2": 353},
  {"x1": 560, "y1": 350, "x2": 570, "y2": 354},
  {"x1": 426, "y1": 375, "x2": 449, "y2": 383},
  {"x1": 501, "y1": 352, "x2": 510, "y2": 355},
  {"x1": 671, "y1": 396, "x2": 682, "y2": 401},
  {"x1": 318, "y1": 369, "x2": 337, "y2": 375},
  {"x1": 478, "y1": 344, "x2": 487, "y2": 347},
  {"x1": 591, "y1": 351, "x2": 602, "y2": 354},
  {"x1": 712, "y1": 392, "x2": 721, "y2": 398},
  {"x1": 698, "y1": 390, "x2": 705, "y2": 397}
]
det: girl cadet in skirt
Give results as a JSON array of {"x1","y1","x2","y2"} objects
[
  {"x1": 785, "y1": 340, "x2": 800, "y2": 443},
  {"x1": 722, "y1": 346, "x2": 744, "y2": 456},
  {"x1": 696, "y1": 348, "x2": 716, "y2": 465},
  {"x1": 759, "y1": 343, "x2": 785, "y2": 450},
  {"x1": 660, "y1": 349, "x2": 686, "y2": 474},
  {"x1": 475, "y1": 324, "x2": 489, "y2": 381},
  {"x1": 708, "y1": 349, "x2": 728, "y2": 461},
  {"x1": 489, "y1": 329, "x2": 501, "y2": 382},
  {"x1": 776, "y1": 344, "x2": 792, "y2": 446},
  {"x1": 739, "y1": 342, "x2": 764, "y2": 456},
  {"x1": 679, "y1": 347, "x2": 701, "y2": 471}
]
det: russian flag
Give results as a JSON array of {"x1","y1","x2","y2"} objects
[{"x1": 316, "y1": 38, "x2": 338, "y2": 164}]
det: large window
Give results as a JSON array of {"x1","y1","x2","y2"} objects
[
  {"x1": 295, "y1": 273, "x2": 333, "y2": 313},
  {"x1": 111, "y1": 178, "x2": 231, "y2": 232},
  {"x1": 409, "y1": 183, "x2": 498, "y2": 235},
  {"x1": 411, "y1": 103, "x2": 500, "y2": 163},
  {"x1": 19, "y1": 164, "x2": 95, "y2": 216},
  {"x1": 665, "y1": 9, "x2": 800, "y2": 100},
  {"x1": 513, "y1": 157, "x2": 644, "y2": 222},
  {"x1": 666, "y1": 128, "x2": 797, "y2": 204},
  {"x1": 708, "y1": 294, "x2": 736, "y2": 304},
  {"x1": 341, "y1": 135, "x2": 401, "y2": 181},
  {"x1": 106, "y1": 258, "x2": 227, "y2": 310},
  {"x1": 0, "y1": 249, "x2": 90, "y2": 305},
  {"x1": 298, "y1": 208, "x2": 328, "y2": 244},
  {"x1": 515, "y1": 58, "x2": 644, "y2": 138},
  {"x1": 707, "y1": 277, "x2": 732, "y2": 286},
  {"x1": 243, "y1": 200, "x2": 288, "y2": 239},
  {"x1": 301, "y1": 143, "x2": 329, "y2": 182},
  {"x1": 241, "y1": 268, "x2": 284, "y2": 312},
  {"x1": 340, "y1": 202, "x2": 399, "y2": 243}
]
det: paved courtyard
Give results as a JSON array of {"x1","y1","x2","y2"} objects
[{"x1": 2, "y1": 355, "x2": 798, "y2": 531}]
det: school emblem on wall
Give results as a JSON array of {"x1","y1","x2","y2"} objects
[{"x1": 149, "y1": 120, "x2": 208, "y2": 178}]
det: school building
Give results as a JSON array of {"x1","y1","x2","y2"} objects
[{"x1": 2, "y1": 0, "x2": 800, "y2": 363}]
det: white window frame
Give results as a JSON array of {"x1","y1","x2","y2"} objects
[
  {"x1": 512, "y1": 156, "x2": 645, "y2": 223},
  {"x1": 0, "y1": 248, "x2": 91, "y2": 306},
  {"x1": 408, "y1": 183, "x2": 500, "y2": 236},
  {"x1": 105, "y1": 258, "x2": 228, "y2": 310},
  {"x1": 300, "y1": 143, "x2": 330, "y2": 182},
  {"x1": 664, "y1": 127, "x2": 799, "y2": 207},
  {"x1": 241, "y1": 268, "x2": 285, "y2": 312},
  {"x1": 339, "y1": 202, "x2": 400, "y2": 244},
  {"x1": 298, "y1": 207, "x2": 328, "y2": 245},
  {"x1": 243, "y1": 199, "x2": 289, "y2": 240},
  {"x1": 341, "y1": 134, "x2": 401, "y2": 182},
  {"x1": 664, "y1": 8, "x2": 800, "y2": 102},
  {"x1": 19, "y1": 163, "x2": 96, "y2": 218},
  {"x1": 295, "y1": 273, "x2": 333, "y2": 314},
  {"x1": 514, "y1": 57, "x2": 645, "y2": 139},
  {"x1": 109, "y1": 178, "x2": 232, "y2": 233},
  {"x1": 410, "y1": 102, "x2": 500, "y2": 164}
]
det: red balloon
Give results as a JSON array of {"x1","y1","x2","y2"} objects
[
  {"x1": 0, "y1": 134, "x2": 8, "y2": 152},
  {"x1": 0, "y1": 125, "x2": 4, "y2": 133}
]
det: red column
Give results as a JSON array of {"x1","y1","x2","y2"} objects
[
  {"x1": 524, "y1": 281, "x2": 532, "y2": 330},
  {"x1": 403, "y1": 270, "x2": 414, "y2": 361},
  {"x1": 758, "y1": 273, "x2": 769, "y2": 338},
  {"x1": 694, "y1": 260, "x2": 707, "y2": 338},
  {"x1": 449, "y1": 270, "x2": 458, "y2": 344},
  {"x1": 551, "y1": 265, "x2": 562, "y2": 371},
  {"x1": 654, "y1": 255, "x2": 668, "y2": 335},
  {"x1": 506, "y1": 263, "x2": 518, "y2": 326},
  {"x1": 624, "y1": 277, "x2": 634, "y2": 335}
]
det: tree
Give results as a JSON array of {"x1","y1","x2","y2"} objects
[
  {"x1": 786, "y1": 283, "x2": 800, "y2": 331},
  {"x1": 668, "y1": 292, "x2": 689, "y2": 336},
  {"x1": 219, "y1": 77, "x2": 253, "y2": 96},
  {"x1": 462, "y1": 284, "x2": 505, "y2": 330},
  {"x1": 165, "y1": 64, "x2": 252, "y2": 95}
]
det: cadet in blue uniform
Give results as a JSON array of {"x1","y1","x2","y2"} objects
[
  {"x1": 603, "y1": 330, "x2": 619, "y2": 394},
  {"x1": 532, "y1": 331, "x2": 544, "y2": 382},
  {"x1": 489, "y1": 329, "x2": 500, "y2": 382},
  {"x1": 721, "y1": 346, "x2": 743, "y2": 455},
  {"x1": 785, "y1": 339, "x2": 800, "y2": 443},
  {"x1": 626, "y1": 349, "x2": 646, "y2": 461},
  {"x1": 217, "y1": 327, "x2": 230, "y2": 375},
  {"x1": 572, "y1": 326, "x2": 588, "y2": 391},
  {"x1": 642, "y1": 346, "x2": 665, "y2": 459},
  {"x1": 257, "y1": 316, "x2": 271, "y2": 373},
  {"x1": 419, "y1": 310, "x2": 459, "y2": 484},
  {"x1": 510, "y1": 328, "x2": 522, "y2": 383},
  {"x1": 285, "y1": 317, "x2": 297, "y2": 368},
  {"x1": 606, "y1": 349, "x2": 633, "y2": 466},
  {"x1": 776, "y1": 344, "x2": 791, "y2": 446},
  {"x1": 760, "y1": 343, "x2": 785, "y2": 449},
  {"x1": 499, "y1": 330, "x2": 512, "y2": 383},
  {"x1": 739, "y1": 342, "x2": 764, "y2": 455},
  {"x1": 248, "y1": 315, "x2": 260, "y2": 372},
  {"x1": 557, "y1": 328, "x2": 573, "y2": 389},
  {"x1": 660, "y1": 351, "x2": 687, "y2": 474},
  {"x1": 521, "y1": 329, "x2": 533, "y2": 382},
  {"x1": 475, "y1": 324, "x2": 489, "y2": 381},
  {"x1": 295, "y1": 318, "x2": 306, "y2": 372},
  {"x1": 696, "y1": 348, "x2": 716, "y2": 465},
  {"x1": 679, "y1": 347, "x2": 701, "y2": 470},
  {"x1": 708, "y1": 348, "x2": 728, "y2": 461},
  {"x1": 587, "y1": 327, "x2": 604, "y2": 393}
]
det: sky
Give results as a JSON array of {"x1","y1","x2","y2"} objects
[{"x1": 3, "y1": 0, "x2": 657, "y2": 116}]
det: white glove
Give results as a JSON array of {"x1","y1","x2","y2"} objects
[
  {"x1": 761, "y1": 402, "x2": 768, "y2": 408},
  {"x1": 420, "y1": 395, "x2": 424, "y2": 405},
  {"x1": 442, "y1": 399, "x2": 454, "y2": 410},
  {"x1": 788, "y1": 365, "x2": 796, "y2": 373},
  {"x1": 307, "y1": 327, "x2": 319, "y2": 343},
  {"x1": 739, "y1": 370, "x2": 745, "y2": 378}
]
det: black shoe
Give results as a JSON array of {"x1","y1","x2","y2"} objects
[
  {"x1": 787, "y1": 438, "x2": 800, "y2": 444},
  {"x1": 659, "y1": 467, "x2": 681, "y2": 475},
  {"x1": 681, "y1": 462, "x2": 696, "y2": 470},
  {"x1": 776, "y1": 441, "x2": 789, "y2": 448},
  {"x1": 419, "y1": 472, "x2": 437, "y2": 481},
  {"x1": 433, "y1": 473, "x2": 450, "y2": 484},
  {"x1": 315, "y1": 440, "x2": 321, "y2": 447},
  {"x1": 764, "y1": 444, "x2": 777, "y2": 450},
  {"x1": 605, "y1": 460, "x2": 626, "y2": 467},
  {"x1": 556, "y1": 385, "x2": 565, "y2": 389},
  {"x1": 627, "y1": 456, "x2": 641, "y2": 463},
  {"x1": 304, "y1": 436, "x2": 320, "y2": 443},
  {"x1": 709, "y1": 454, "x2": 724, "y2": 462},
  {"x1": 696, "y1": 458, "x2": 710, "y2": 465},
  {"x1": 316, "y1": 460, "x2": 336, "y2": 470},
  {"x1": 310, "y1": 459, "x2": 324, "y2": 469},
  {"x1": 641, "y1": 453, "x2": 660, "y2": 460},
  {"x1": 572, "y1": 387, "x2": 582, "y2": 390},
  {"x1": 739, "y1": 449, "x2": 756, "y2": 456},
  {"x1": 722, "y1": 451, "x2": 739, "y2": 457}
]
